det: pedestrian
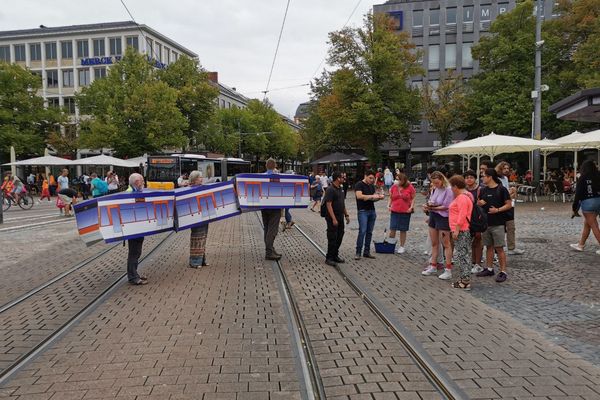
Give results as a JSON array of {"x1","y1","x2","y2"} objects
[
  {"x1": 57, "y1": 169, "x2": 69, "y2": 192},
  {"x1": 384, "y1": 167, "x2": 394, "y2": 192},
  {"x1": 496, "y1": 161, "x2": 525, "y2": 255},
  {"x1": 81, "y1": 172, "x2": 90, "y2": 200},
  {"x1": 262, "y1": 159, "x2": 283, "y2": 260},
  {"x1": 464, "y1": 170, "x2": 484, "y2": 273},
  {"x1": 48, "y1": 173, "x2": 57, "y2": 196},
  {"x1": 90, "y1": 172, "x2": 109, "y2": 198},
  {"x1": 57, "y1": 187, "x2": 78, "y2": 217},
  {"x1": 570, "y1": 160, "x2": 600, "y2": 254},
  {"x1": 178, "y1": 172, "x2": 189, "y2": 187},
  {"x1": 354, "y1": 170, "x2": 385, "y2": 260},
  {"x1": 476, "y1": 168, "x2": 512, "y2": 282},
  {"x1": 188, "y1": 170, "x2": 210, "y2": 268},
  {"x1": 106, "y1": 171, "x2": 120, "y2": 194},
  {"x1": 323, "y1": 171, "x2": 350, "y2": 266},
  {"x1": 309, "y1": 174, "x2": 323, "y2": 212},
  {"x1": 319, "y1": 171, "x2": 329, "y2": 191},
  {"x1": 341, "y1": 172, "x2": 349, "y2": 199},
  {"x1": 387, "y1": 172, "x2": 416, "y2": 254},
  {"x1": 448, "y1": 175, "x2": 474, "y2": 290},
  {"x1": 479, "y1": 160, "x2": 493, "y2": 184},
  {"x1": 375, "y1": 168, "x2": 385, "y2": 192},
  {"x1": 126, "y1": 173, "x2": 148, "y2": 285},
  {"x1": 422, "y1": 171, "x2": 454, "y2": 280},
  {"x1": 39, "y1": 176, "x2": 51, "y2": 202}
]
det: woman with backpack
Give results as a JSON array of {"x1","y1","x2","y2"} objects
[
  {"x1": 448, "y1": 175, "x2": 474, "y2": 290},
  {"x1": 464, "y1": 170, "x2": 484, "y2": 273},
  {"x1": 90, "y1": 172, "x2": 109, "y2": 198}
]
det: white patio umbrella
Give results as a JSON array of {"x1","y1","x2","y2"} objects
[
  {"x1": 2, "y1": 155, "x2": 73, "y2": 166},
  {"x1": 569, "y1": 129, "x2": 600, "y2": 165},
  {"x1": 539, "y1": 131, "x2": 587, "y2": 178},
  {"x1": 433, "y1": 132, "x2": 558, "y2": 171},
  {"x1": 69, "y1": 154, "x2": 134, "y2": 168}
]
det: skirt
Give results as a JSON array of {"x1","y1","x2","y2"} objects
[
  {"x1": 390, "y1": 212, "x2": 411, "y2": 232},
  {"x1": 189, "y1": 224, "x2": 209, "y2": 267}
]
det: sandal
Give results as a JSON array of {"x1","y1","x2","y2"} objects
[{"x1": 452, "y1": 280, "x2": 471, "y2": 290}]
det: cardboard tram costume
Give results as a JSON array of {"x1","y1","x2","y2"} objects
[{"x1": 73, "y1": 174, "x2": 310, "y2": 246}]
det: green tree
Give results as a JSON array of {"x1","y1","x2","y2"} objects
[
  {"x1": 421, "y1": 72, "x2": 468, "y2": 147},
  {"x1": 77, "y1": 48, "x2": 188, "y2": 157},
  {"x1": 157, "y1": 56, "x2": 219, "y2": 150},
  {"x1": 0, "y1": 63, "x2": 65, "y2": 160},
  {"x1": 306, "y1": 13, "x2": 422, "y2": 162}
]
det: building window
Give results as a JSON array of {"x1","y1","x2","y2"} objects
[
  {"x1": 430, "y1": 8, "x2": 440, "y2": 25},
  {"x1": 463, "y1": 6, "x2": 474, "y2": 32},
  {"x1": 445, "y1": 43, "x2": 457, "y2": 69},
  {"x1": 0, "y1": 45, "x2": 10, "y2": 62},
  {"x1": 47, "y1": 70, "x2": 59, "y2": 88},
  {"x1": 109, "y1": 37, "x2": 122, "y2": 56},
  {"x1": 30, "y1": 43, "x2": 42, "y2": 61},
  {"x1": 45, "y1": 42, "x2": 57, "y2": 60},
  {"x1": 126, "y1": 36, "x2": 139, "y2": 51},
  {"x1": 221, "y1": 99, "x2": 225, "y2": 108},
  {"x1": 145, "y1": 38, "x2": 153, "y2": 55},
  {"x1": 446, "y1": 7, "x2": 457, "y2": 24},
  {"x1": 61, "y1": 41, "x2": 73, "y2": 59},
  {"x1": 78, "y1": 69, "x2": 90, "y2": 86},
  {"x1": 62, "y1": 69, "x2": 74, "y2": 87},
  {"x1": 47, "y1": 97, "x2": 60, "y2": 108},
  {"x1": 414, "y1": 46, "x2": 424, "y2": 64},
  {"x1": 77, "y1": 40, "x2": 89, "y2": 58},
  {"x1": 172, "y1": 51, "x2": 178, "y2": 61},
  {"x1": 462, "y1": 43, "x2": 473, "y2": 68},
  {"x1": 164, "y1": 46, "x2": 170, "y2": 63},
  {"x1": 428, "y1": 45, "x2": 440, "y2": 70},
  {"x1": 94, "y1": 67, "x2": 106, "y2": 79},
  {"x1": 14, "y1": 44, "x2": 25, "y2": 62},
  {"x1": 63, "y1": 97, "x2": 76, "y2": 114},
  {"x1": 93, "y1": 39, "x2": 105, "y2": 57},
  {"x1": 155, "y1": 43, "x2": 162, "y2": 61},
  {"x1": 388, "y1": 11, "x2": 403, "y2": 31},
  {"x1": 480, "y1": 4, "x2": 492, "y2": 30}
]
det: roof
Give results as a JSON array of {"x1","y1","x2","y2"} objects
[
  {"x1": 0, "y1": 21, "x2": 198, "y2": 58},
  {"x1": 218, "y1": 82, "x2": 251, "y2": 104},
  {"x1": 294, "y1": 101, "x2": 312, "y2": 120},
  {"x1": 548, "y1": 88, "x2": 600, "y2": 122}
]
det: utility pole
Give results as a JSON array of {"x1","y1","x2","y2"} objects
[{"x1": 532, "y1": 0, "x2": 543, "y2": 186}]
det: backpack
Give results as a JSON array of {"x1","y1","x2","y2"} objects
[
  {"x1": 94, "y1": 179, "x2": 109, "y2": 195},
  {"x1": 462, "y1": 193, "x2": 487, "y2": 233}
]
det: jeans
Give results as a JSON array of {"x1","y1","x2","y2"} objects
[
  {"x1": 326, "y1": 214, "x2": 345, "y2": 260},
  {"x1": 285, "y1": 208, "x2": 292, "y2": 223},
  {"x1": 356, "y1": 209, "x2": 376, "y2": 255},
  {"x1": 127, "y1": 237, "x2": 144, "y2": 282}
]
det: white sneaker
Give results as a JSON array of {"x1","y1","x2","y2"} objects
[
  {"x1": 471, "y1": 264, "x2": 484, "y2": 274},
  {"x1": 422, "y1": 266, "x2": 437, "y2": 276},
  {"x1": 438, "y1": 269, "x2": 452, "y2": 280},
  {"x1": 570, "y1": 243, "x2": 584, "y2": 252},
  {"x1": 596, "y1": 249, "x2": 600, "y2": 255},
  {"x1": 508, "y1": 248, "x2": 525, "y2": 255},
  {"x1": 397, "y1": 246, "x2": 406, "y2": 254}
]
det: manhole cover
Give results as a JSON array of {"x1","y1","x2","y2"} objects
[
  {"x1": 520, "y1": 237, "x2": 551, "y2": 244},
  {"x1": 511, "y1": 259, "x2": 552, "y2": 270}
]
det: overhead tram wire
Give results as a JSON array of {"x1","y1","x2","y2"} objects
[
  {"x1": 120, "y1": 0, "x2": 159, "y2": 62},
  {"x1": 263, "y1": 0, "x2": 292, "y2": 100}
]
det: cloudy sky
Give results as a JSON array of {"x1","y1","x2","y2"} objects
[{"x1": 1, "y1": 0, "x2": 375, "y2": 118}]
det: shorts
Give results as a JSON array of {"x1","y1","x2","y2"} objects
[
  {"x1": 312, "y1": 192, "x2": 322, "y2": 201},
  {"x1": 581, "y1": 197, "x2": 600, "y2": 213},
  {"x1": 58, "y1": 194, "x2": 73, "y2": 205},
  {"x1": 482, "y1": 225, "x2": 506, "y2": 248},
  {"x1": 390, "y1": 212, "x2": 411, "y2": 232},
  {"x1": 428, "y1": 212, "x2": 450, "y2": 231}
]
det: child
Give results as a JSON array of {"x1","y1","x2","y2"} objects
[{"x1": 40, "y1": 177, "x2": 51, "y2": 202}]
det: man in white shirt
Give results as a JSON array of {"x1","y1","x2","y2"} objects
[{"x1": 320, "y1": 173, "x2": 329, "y2": 190}]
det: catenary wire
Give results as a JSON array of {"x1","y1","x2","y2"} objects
[{"x1": 263, "y1": 0, "x2": 292, "y2": 100}]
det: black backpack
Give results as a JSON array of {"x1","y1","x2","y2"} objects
[{"x1": 464, "y1": 193, "x2": 487, "y2": 233}]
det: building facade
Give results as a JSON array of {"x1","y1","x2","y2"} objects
[{"x1": 373, "y1": 0, "x2": 557, "y2": 167}]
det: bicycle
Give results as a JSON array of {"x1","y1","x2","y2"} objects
[{"x1": 2, "y1": 188, "x2": 34, "y2": 211}]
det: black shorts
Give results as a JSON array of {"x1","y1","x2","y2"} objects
[{"x1": 428, "y1": 212, "x2": 450, "y2": 231}]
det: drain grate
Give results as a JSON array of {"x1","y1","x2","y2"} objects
[{"x1": 520, "y1": 237, "x2": 551, "y2": 244}]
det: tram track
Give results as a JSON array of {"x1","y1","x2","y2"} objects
[
  {"x1": 292, "y1": 223, "x2": 467, "y2": 400},
  {"x1": 0, "y1": 231, "x2": 174, "y2": 386},
  {"x1": 0, "y1": 218, "x2": 73, "y2": 233}
]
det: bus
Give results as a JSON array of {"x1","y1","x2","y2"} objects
[{"x1": 146, "y1": 154, "x2": 251, "y2": 189}]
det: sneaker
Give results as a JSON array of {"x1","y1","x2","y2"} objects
[
  {"x1": 495, "y1": 271, "x2": 508, "y2": 282},
  {"x1": 476, "y1": 268, "x2": 495, "y2": 277},
  {"x1": 570, "y1": 243, "x2": 584, "y2": 252},
  {"x1": 422, "y1": 265, "x2": 438, "y2": 276},
  {"x1": 596, "y1": 249, "x2": 600, "y2": 255},
  {"x1": 325, "y1": 259, "x2": 338, "y2": 267},
  {"x1": 438, "y1": 268, "x2": 452, "y2": 280},
  {"x1": 471, "y1": 264, "x2": 484, "y2": 274},
  {"x1": 354, "y1": 253, "x2": 361, "y2": 260},
  {"x1": 508, "y1": 248, "x2": 525, "y2": 255},
  {"x1": 397, "y1": 246, "x2": 406, "y2": 254},
  {"x1": 333, "y1": 256, "x2": 345, "y2": 264}
]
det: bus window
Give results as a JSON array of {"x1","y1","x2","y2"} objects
[
  {"x1": 227, "y1": 162, "x2": 251, "y2": 176},
  {"x1": 181, "y1": 159, "x2": 197, "y2": 175},
  {"x1": 147, "y1": 157, "x2": 178, "y2": 183}
]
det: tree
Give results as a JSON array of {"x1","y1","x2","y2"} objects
[
  {"x1": 77, "y1": 48, "x2": 188, "y2": 157},
  {"x1": 306, "y1": 13, "x2": 422, "y2": 162},
  {"x1": 157, "y1": 56, "x2": 219, "y2": 150},
  {"x1": 421, "y1": 72, "x2": 468, "y2": 147},
  {"x1": 0, "y1": 63, "x2": 65, "y2": 161}
]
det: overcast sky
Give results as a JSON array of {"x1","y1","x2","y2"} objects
[{"x1": 1, "y1": 0, "x2": 374, "y2": 118}]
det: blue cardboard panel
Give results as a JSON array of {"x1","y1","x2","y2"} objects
[
  {"x1": 235, "y1": 174, "x2": 310, "y2": 210},
  {"x1": 175, "y1": 182, "x2": 241, "y2": 231},
  {"x1": 73, "y1": 198, "x2": 103, "y2": 246}
]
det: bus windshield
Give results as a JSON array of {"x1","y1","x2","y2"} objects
[{"x1": 147, "y1": 157, "x2": 179, "y2": 182}]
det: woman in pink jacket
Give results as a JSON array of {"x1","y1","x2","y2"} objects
[{"x1": 448, "y1": 175, "x2": 474, "y2": 290}]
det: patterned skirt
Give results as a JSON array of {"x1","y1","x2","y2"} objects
[{"x1": 189, "y1": 224, "x2": 209, "y2": 267}]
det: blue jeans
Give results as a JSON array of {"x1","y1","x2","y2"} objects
[
  {"x1": 285, "y1": 208, "x2": 292, "y2": 223},
  {"x1": 356, "y1": 209, "x2": 376, "y2": 255}
]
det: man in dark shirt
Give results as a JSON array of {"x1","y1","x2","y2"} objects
[
  {"x1": 354, "y1": 170, "x2": 385, "y2": 259},
  {"x1": 323, "y1": 171, "x2": 350, "y2": 266},
  {"x1": 476, "y1": 168, "x2": 512, "y2": 283}
]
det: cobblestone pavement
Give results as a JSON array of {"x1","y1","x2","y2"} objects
[
  {"x1": 289, "y1": 192, "x2": 600, "y2": 399},
  {"x1": 0, "y1": 214, "x2": 305, "y2": 400}
]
